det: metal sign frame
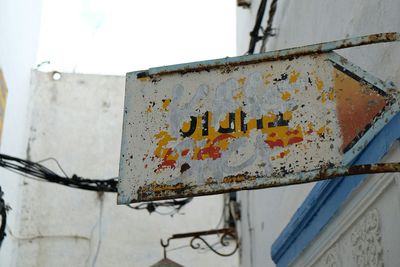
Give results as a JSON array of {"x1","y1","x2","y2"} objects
[{"x1": 118, "y1": 33, "x2": 400, "y2": 204}]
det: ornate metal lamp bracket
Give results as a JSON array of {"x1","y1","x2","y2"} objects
[{"x1": 160, "y1": 228, "x2": 239, "y2": 258}]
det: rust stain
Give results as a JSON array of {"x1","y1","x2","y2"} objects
[
  {"x1": 133, "y1": 163, "x2": 400, "y2": 202},
  {"x1": 333, "y1": 68, "x2": 387, "y2": 152},
  {"x1": 135, "y1": 33, "x2": 400, "y2": 79},
  {"x1": 147, "y1": 182, "x2": 186, "y2": 193},
  {"x1": 223, "y1": 174, "x2": 256, "y2": 184},
  {"x1": 205, "y1": 177, "x2": 217, "y2": 185}
]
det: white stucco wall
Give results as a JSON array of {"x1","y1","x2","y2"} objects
[
  {"x1": 0, "y1": 0, "x2": 43, "y2": 265},
  {"x1": 236, "y1": 0, "x2": 400, "y2": 266}
]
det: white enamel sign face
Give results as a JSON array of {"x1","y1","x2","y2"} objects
[{"x1": 118, "y1": 52, "x2": 396, "y2": 203}]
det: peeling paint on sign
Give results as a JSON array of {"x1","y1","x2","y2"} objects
[{"x1": 118, "y1": 34, "x2": 399, "y2": 203}]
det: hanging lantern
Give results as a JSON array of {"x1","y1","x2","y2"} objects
[{"x1": 150, "y1": 258, "x2": 184, "y2": 267}]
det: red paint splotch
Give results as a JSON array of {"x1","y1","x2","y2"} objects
[
  {"x1": 288, "y1": 136, "x2": 303, "y2": 145},
  {"x1": 286, "y1": 129, "x2": 299, "y2": 135},
  {"x1": 197, "y1": 134, "x2": 233, "y2": 160},
  {"x1": 265, "y1": 139, "x2": 284, "y2": 149},
  {"x1": 181, "y1": 149, "x2": 189, "y2": 157},
  {"x1": 156, "y1": 134, "x2": 234, "y2": 171},
  {"x1": 197, "y1": 146, "x2": 221, "y2": 160},
  {"x1": 157, "y1": 148, "x2": 176, "y2": 171}
]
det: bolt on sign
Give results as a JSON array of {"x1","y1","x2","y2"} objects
[{"x1": 118, "y1": 33, "x2": 400, "y2": 203}]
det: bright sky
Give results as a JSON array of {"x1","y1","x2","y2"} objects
[{"x1": 36, "y1": 0, "x2": 236, "y2": 75}]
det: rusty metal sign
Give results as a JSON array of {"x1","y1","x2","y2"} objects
[{"x1": 118, "y1": 33, "x2": 400, "y2": 203}]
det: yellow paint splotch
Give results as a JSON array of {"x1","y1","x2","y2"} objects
[
  {"x1": 281, "y1": 91, "x2": 291, "y2": 101},
  {"x1": 154, "y1": 131, "x2": 177, "y2": 159},
  {"x1": 321, "y1": 92, "x2": 327, "y2": 103},
  {"x1": 316, "y1": 77, "x2": 324, "y2": 91},
  {"x1": 161, "y1": 99, "x2": 171, "y2": 111},
  {"x1": 289, "y1": 70, "x2": 300, "y2": 84},
  {"x1": 233, "y1": 91, "x2": 245, "y2": 101},
  {"x1": 263, "y1": 73, "x2": 273, "y2": 86},
  {"x1": 238, "y1": 77, "x2": 246, "y2": 87},
  {"x1": 138, "y1": 76, "x2": 150, "y2": 82},
  {"x1": 328, "y1": 89, "x2": 335, "y2": 101}
]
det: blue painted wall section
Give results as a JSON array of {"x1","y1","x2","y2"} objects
[{"x1": 271, "y1": 113, "x2": 400, "y2": 267}]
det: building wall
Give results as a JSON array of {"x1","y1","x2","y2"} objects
[
  {"x1": 291, "y1": 142, "x2": 400, "y2": 267},
  {"x1": 0, "y1": 1, "x2": 239, "y2": 266},
  {"x1": 0, "y1": 0, "x2": 43, "y2": 265},
  {"x1": 236, "y1": 0, "x2": 400, "y2": 266},
  {"x1": 271, "y1": 112, "x2": 400, "y2": 267}
]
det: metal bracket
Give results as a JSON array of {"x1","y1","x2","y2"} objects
[{"x1": 160, "y1": 228, "x2": 239, "y2": 258}]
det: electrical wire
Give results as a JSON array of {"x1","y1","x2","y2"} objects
[
  {"x1": 0, "y1": 153, "x2": 192, "y2": 216},
  {"x1": 260, "y1": 0, "x2": 278, "y2": 52},
  {"x1": 0, "y1": 153, "x2": 117, "y2": 192},
  {"x1": 247, "y1": 0, "x2": 279, "y2": 54},
  {"x1": 248, "y1": 0, "x2": 268, "y2": 54},
  {"x1": 166, "y1": 243, "x2": 191, "y2": 252},
  {"x1": 0, "y1": 153, "x2": 195, "y2": 250},
  {"x1": 127, "y1": 198, "x2": 192, "y2": 216},
  {"x1": 37, "y1": 157, "x2": 69, "y2": 177},
  {"x1": 0, "y1": 187, "x2": 6, "y2": 249},
  {"x1": 214, "y1": 199, "x2": 226, "y2": 229}
]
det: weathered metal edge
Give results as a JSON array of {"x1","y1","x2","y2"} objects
[
  {"x1": 129, "y1": 163, "x2": 400, "y2": 203},
  {"x1": 128, "y1": 32, "x2": 400, "y2": 78},
  {"x1": 326, "y1": 52, "x2": 400, "y2": 164},
  {"x1": 327, "y1": 52, "x2": 388, "y2": 93},
  {"x1": 117, "y1": 75, "x2": 135, "y2": 204},
  {"x1": 342, "y1": 97, "x2": 399, "y2": 165}
]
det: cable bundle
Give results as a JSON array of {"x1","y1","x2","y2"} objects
[
  {"x1": 0, "y1": 153, "x2": 117, "y2": 192},
  {"x1": 127, "y1": 198, "x2": 193, "y2": 215},
  {"x1": 0, "y1": 187, "x2": 5, "y2": 248},
  {"x1": 0, "y1": 153, "x2": 192, "y2": 217}
]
